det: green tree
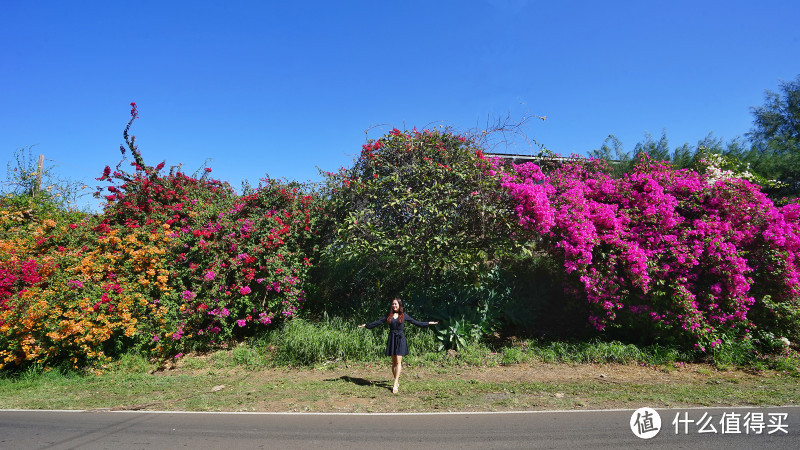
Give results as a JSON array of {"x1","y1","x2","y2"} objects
[
  {"x1": 671, "y1": 143, "x2": 694, "y2": 169},
  {"x1": 589, "y1": 134, "x2": 633, "y2": 176},
  {"x1": 590, "y1": 131, "x2": 675, "y2": 176},
  {"x1": 747, "y1": 74, "x2": 800, "y2": 198},
  {"x1": 314, "y1": 128, "x2": 519, "y2": 319},
  {"x1": 633, "y1": 130, "x2": 671, "y2": 162}
]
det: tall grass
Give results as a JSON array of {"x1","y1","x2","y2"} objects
[
  {"x1": 260, "y1": 317, "x2": 440, "y2": 366},
  {"x1": 4, "y1": 317, "x2": 792, "y2": 376},
  {"x1": 503, "y1": 339, "x2": 689, "y2": 366},
  {"x1": 257, "y1": 317, "x2": 695, "y2": 368},
  {"x1": 265, "y1": 317, "x2": 376, "y2": 365}
]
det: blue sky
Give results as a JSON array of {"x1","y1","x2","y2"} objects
[{"x1": 2, "y1": 0, "x2": 799, "y2": 211}]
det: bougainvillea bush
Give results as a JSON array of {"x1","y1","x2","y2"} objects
[
  {"x1": 0, "y1": 104, "x2": 322, "y2": 371},
  {"x1": 95, "y1": 103, "x2": 236, "y2": 229},
  {"x1": 93, "y1": 104, "x2": 322, "y2": 357},
  {"x1": 155, "y1": 177, "x2": 320, "y2": 355},
  {"x1": 498, "y1": 155, "x2": 800, "y2": 352},
  {"x1": 0, "y1": 216, "x2": 174, "y2": 371}
]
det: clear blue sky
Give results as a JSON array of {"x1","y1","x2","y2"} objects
[{"x1": 2, "y1": 0, "x2": 799, "y2": 211}]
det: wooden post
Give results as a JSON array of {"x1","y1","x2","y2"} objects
[{"x1": 35, "y1": 154, "x2": 45, "y2": 196}]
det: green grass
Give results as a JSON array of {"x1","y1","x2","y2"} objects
[
  {"x1": 224, "y1": 318, "x2": 695, "y2": 368},
  {"x1": 505, "y1": 339, "x2": 689, "y2": 366},
  {"x1": 264, "y1": 316, "x2": 388, "y2": 365},
  {"x1": 140, "y1": 317, "x2": 797, "y2": 373},
  {"x1": 2, "y1": 316, "x2": 799, "y2": 412},
  {"x1": 3, "y1": 317, "x2": 795, "y2": 373},
  {"x1": 255, "y1": 318, "x2": 796, "y2": 373},
  {"x1": 2, "y1": 355, "x2": 798, "y2": 412}
]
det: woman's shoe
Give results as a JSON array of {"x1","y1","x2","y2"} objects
[{"x1": 392, "y1": 383, "x2": 399, "y2": 394}]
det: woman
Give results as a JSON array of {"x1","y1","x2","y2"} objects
[{"x1": 359, "y1": 298, "x2": 438, "y2": 394}]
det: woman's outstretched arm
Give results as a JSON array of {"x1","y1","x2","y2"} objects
[
  {"x1": 403, "y1": 313, "x2": 439, "y2": 327},
  {"x1": 359, "y1": 317, "x2": 386, "y2": 329}
]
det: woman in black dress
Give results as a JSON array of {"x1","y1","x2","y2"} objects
[{"x1": 359, "y1": 298, "x2": 438, "y2": 394}]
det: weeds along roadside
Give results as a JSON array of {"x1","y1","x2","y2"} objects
[
  {"x1": 215, "y1": 317, "x2": 798, "y2": 372},
  {"x1": 4, "y1": 316, "x2": 799, "y2": 380},
  {"x1": 96, "y1": 318, "x2": 800, "y2": 374}
]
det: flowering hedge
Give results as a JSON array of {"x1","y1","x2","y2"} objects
[
  {"x1": 95, "y1": 103, "x2": 236, "y2": 229},
  {"x1": 0, "y1": 212, "x2": 175, "y2": 370},
  {"x1": 155, "y1": 178, "x2": 319, "y2": 355},
  {"x1": 3, "y1": 103, "x2": 800, "y2": 371},
  {"x1": 498, "y1": 156, "x2": 800, "y2": 351},
  {"x1": 0, "y1": 104, "x2": 321, "y2": 371}
]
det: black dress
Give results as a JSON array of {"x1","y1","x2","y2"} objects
[{"x1": 365, "y1": 313, "x2": 429, "y2": 356}]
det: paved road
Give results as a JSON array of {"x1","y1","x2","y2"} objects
[{"x1": 1, "y1": 407, "x2": 798, "y2": 449}]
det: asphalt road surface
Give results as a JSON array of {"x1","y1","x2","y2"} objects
[{"x1": 1, "y1": 407, "x2": 799, "y2": 449}]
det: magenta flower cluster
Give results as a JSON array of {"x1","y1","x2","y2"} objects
[
  {"x1": 150, "y1": 176, "x2": 317, "y2": 353},
  {"x1": 0, "y1": 259, "x2": 47, "y2": 313},
  {"x1": 498, "y1": 156, "x2": 800, "y2": 350}
]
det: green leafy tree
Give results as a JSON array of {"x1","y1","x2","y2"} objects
[
  {"x1": 671, "y1": 143, "x2": 694, "y2": 169},
  {"x1": 589, "y1": 134, "x2": 633, "y2": 176},
  {"x1": 749, "y1": 75, "x2": 800, "y2": 156},
  {"x1": 590, "y1": 131, "x2": 673, "y2": 176},
  {"x1": 315, "y1": 128, "x2": 519, "y2": 319},
  {"x1": 633, "y1": 130, "x2": 671, "y2": 162},
  {"x1": 746, "y1": 75, "x2": 800, "y2": 199}
]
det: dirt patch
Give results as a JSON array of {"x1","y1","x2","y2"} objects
[
  {"x1": 138, "y1": 360, "x2": 795, "y2": 413},
  {"x1": 207, "y1": 361, "x2": 758, "y2": 385},
  {"x1": 161, "y1": 358, "x2": 768, "y2": 387},
  {"x1": 457, "y1": 362, "x2": 753, "y2": 384}
]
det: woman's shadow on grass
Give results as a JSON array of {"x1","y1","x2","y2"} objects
[{"x1": 327, "y1": 376, "x2": 392, "y2": 391}]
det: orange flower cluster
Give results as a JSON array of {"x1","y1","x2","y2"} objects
[{"x1": 0, "y1": 216, "x2": 174, "y2": 371}]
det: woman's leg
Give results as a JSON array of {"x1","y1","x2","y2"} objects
[{"x1": 391, "y1": 355, "x2": 402, "y2": 393}]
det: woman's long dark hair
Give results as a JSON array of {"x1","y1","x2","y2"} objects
[{"x1": 386, "y1": 298, "x2": 405, "y2": 324}]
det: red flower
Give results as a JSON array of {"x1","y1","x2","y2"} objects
[
  {"x1": 205, "y1": 168, "x2": 212, "y2": 173},
  {"x1": 95, "y1": 165, "x2": 111, "y2": 181}
]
